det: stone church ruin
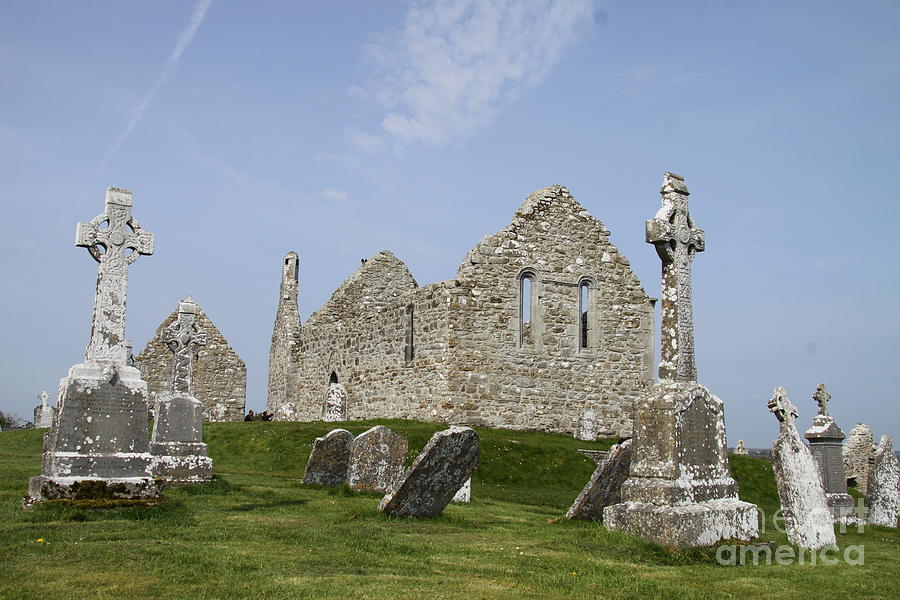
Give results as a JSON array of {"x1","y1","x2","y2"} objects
[{"x1": 267, "y1": 185, "x2": 655, "y2": 438}]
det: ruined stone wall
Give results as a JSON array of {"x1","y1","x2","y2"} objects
[
  {"x1": 137, "y1": 301, "x2": 246, "y2": 422},
  {"x1": 268, "y1": 252, "x2": 302, "y2": 412},
  {"x1": 267, "y1": 186, "x2": 653, "y2": 438}
]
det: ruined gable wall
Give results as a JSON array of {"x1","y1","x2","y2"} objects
[
  {"x1": 443, "y1": 186, "x2": 654, "y2": 437},
  {"x1": 277, "y1": 281, "x2": 454, "y2": 421},
  {"x1": 137, "y1": 304, "x2": 247, "y2": 422},
  {"x1": 267, "y1": 253, "x2": 302, "y2": 416}
]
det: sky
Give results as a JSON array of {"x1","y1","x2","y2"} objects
[{"x1": 1, "y1": 1, "x2": 897, "y2": 447}]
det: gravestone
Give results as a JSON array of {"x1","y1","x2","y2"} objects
[
  {"x1": 768, "y1": 387, "x2": 836, "y2": 549},
  {"x1": 803, "y1": 384, "x2": 854, "y2": 523},
  {"x1": 33, "y1": 391, "x2": 53, "y2": 429},
  {"x1": 567, "y1": 438, "x2": 632, "y2": 520},
  {"x1": 843, "y1": 423, "x2": 875, "y2": 492},
  {"x1": 149, "y1": 297, "x2": 213, "y2": 482},
  {"x1": 867, "y1": 435, "x2": 899, "y2": 527},
  {"x1": 734, "y1": 440, "x2": 748, "y2": 456},
  {"x1": 302, "y1": 428, "x2": 354, "y2": 486},
  {"x1": 379, "y1": 426, "x2": 479, "y2": 517},
  {"x1": 603, "y1": 173, "x2": 759, "y2": 548},
  {"x1": 27, "y1": 188, "x2": 159, "y2": 503},
  {"x1": 452, "y1": 477, "x2": 471, "y2": 503},
  {"x1": 347, "y1": 425, "x2": 408, "y2": 493},
  {"x1": 323, "y1": 383, "x2": 347, "y2": 422},
  {"x1": 575, "y1": 409, "x2": 596, "y2": 441}
]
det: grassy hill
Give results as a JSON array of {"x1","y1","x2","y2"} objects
[{"x1": 0, "y1": 421, "x2": 897, "y2": 600}]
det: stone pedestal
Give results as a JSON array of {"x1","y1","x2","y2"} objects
[
  {"x1": 805, "y1": 415, "x2": 854, "y2": 523},
  {"x1": 603, "y1": 382, "x2": 759, "y2": 547},
  {"x1": 27, "y1": 363, "x2": 159, "y2": 502},
  {"x1": 150, "y1": 392, "x2": 212, "y2": 482}
]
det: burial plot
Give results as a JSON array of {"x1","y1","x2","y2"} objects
[
  {"x1": 867, "y1": 435, "x2": 899, "y2": 527},
  {"x1": 768, "y1": 387, "x2": 836, "y2": 549},
  {"x1": 567, "y1": 439, "x2": 632, "y2": 521},
  {"x1": 149, "y1": 297, "x2": 213, "y2": 482},
  {"x1": 603, "y1": 173, "x2": 759, "y2": 548},
  {"x1": 28, "y1": 188, "x2": 158, "y2": 503},
  {"x1": 347, "y1": 425, "x2": 408, "y2": 493},
  {"x1": 302, "y1": 428, "x2": 354, "y2": 486},
  {"x1": 379, "y1": 426, "x2": 479, "y2": 517}
]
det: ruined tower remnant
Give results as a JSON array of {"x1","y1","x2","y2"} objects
[
  {"x1": 137, "y1": 297, "x2": 246, "y2": 421},
  {"x1": 149, "y1": 297, "x2": 213, "y2": 483},
  {"x1": 603, "y1": 173, "x2": 759, "y2": 548},
  {"x1": 267, "y1": 186, "x2": 655, "y2": 437},
  {"x1": 28, "y1": 188, "x2": 158, "y2": 503}
]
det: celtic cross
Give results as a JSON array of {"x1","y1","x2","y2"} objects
[
  {"x1": 162, "y1": 297, "x2": 207, "y2": 396},
  {"x1": 75, "y1": 188, "x2": 154, "y2": 364},
  {"x1": 812, "y1": 384, "x2": 830, "y2": 417},
  {"x1": 646, "y1": 172, "x2": 705, "y2": 382},
  {"x1": 768, "y1": 386, "x2": 799, "y2": 428}
]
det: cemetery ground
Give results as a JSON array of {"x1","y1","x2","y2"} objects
[{"x1": 1, "y1": 421, "x2": 897, "y2": 600}]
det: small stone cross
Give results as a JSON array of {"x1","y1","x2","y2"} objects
[
  {"x1": 162, "y1": 297, "x2": 207, "y2": 396},
  {"x1": 812, "y1": 384, "x2": 830, "y2": 416},
  {"x1": 75, "y1": 188, "x2": 153, "y2": 364},
  {"x1": 38, "y1": 391, "x2": 49, "y2": 406},
  {"x1": 768, "y1": 386, "x2": 799, "y2": 427},
  {"x1": 646, "y1": 172, "x2": 705, "y2": 382}
]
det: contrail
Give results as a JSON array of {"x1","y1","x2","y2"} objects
[{"x1": 97, "y1": 0, "x2": 213, "y2": 173}]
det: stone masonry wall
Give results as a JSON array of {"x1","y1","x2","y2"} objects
[
  {"x1": 267, "y1": 186, "x2": 654, "y2": 437},
  {"x1": 138, "y1": 300, "x2": 246, "y2": 422}
]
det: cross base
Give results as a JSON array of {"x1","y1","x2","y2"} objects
[{"x1": 25, "y1": 476, "x2": 159, "y2": 505}]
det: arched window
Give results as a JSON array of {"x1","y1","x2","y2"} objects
[
  {"x1": 519, "y1": 270, "x2": 536, "y2": 347},
  {"x1": 329, "y1": 371, "x2": 338, "y2": 385},
  {"x1": 578, "y1": 278, "x2": 595, "y2": 352}
]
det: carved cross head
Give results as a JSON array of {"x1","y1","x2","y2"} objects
[
  {"x1": 75, "y1": 188, "x2": 154, "y2": 273},
  {"x1": 38, "y1": 391, "x2": 49, "y2": 405},
  {"x1": 645, "y1": 172, "x2": 705, "y2": 264},
  {"x1": 162, "y1": 297, "x2": 208, "y2": 354},
  {"x1": 768, "y1": 386, "x2": 798, "y2": 424},
  {"x1": 812, "y1": 383, "x2": 831, "y2": 416}
]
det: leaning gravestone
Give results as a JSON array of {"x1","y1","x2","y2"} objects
[
  {"x1": 603, "y1": 173, "x2": 759, "y2": 547},
  {"x1": 302, "y1": 429, "x2": 354, "y2": 486},
  {"x1": 843, "y1": 423, "x2": 875, "y2": 492},
  {"x1": 28, "y1": 188, "x2": 158, "y2": 503},
  {"x1": 452, "y1": 477, "x2": 472, "y2": 503},
  {"x1": 347, "y1": 425, "x2": 408, "y2": 493},
  {"x1": 379, "y1": 426, "x2": 479, "y2": 517},
  {"x1": 768, "y1": 387, "x2": 836, "y2": 549},
  {"x1": 567, "y1": 438, "x2": 632, "y2": 521},
  {"x1": 149, "y1": 297, "x2": 213, "y2": 482},
  {"x1": 803, "y1": 384, "x2": 854, "y2": 523},
  {"x1": 867, "y1": 435, "x2": 899, "y2": 527},
  {"x1": 33, "y1": 391, "x2": 53, "y2": 429}
]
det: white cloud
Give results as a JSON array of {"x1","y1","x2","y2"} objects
[
  {"x1": 321, "y1": 188, "x2": 349, "y2": 203},
  {"x1": 344, "y1": 127, "x2": 385, "y2": 154},
  {"x1": 98, "y1": 0, "x2": 213, "y2": 172},
  {"x1": 358, "y1": 0, "x2": 598, "y2": 147}
]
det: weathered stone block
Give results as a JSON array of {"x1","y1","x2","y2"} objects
[
  {"x1": 379, "y1": 426, "x2": 479, "y2": 517},
  {"x1": 347, "y1": 425, "x2": 408, "y2": 494},
  {"x1": 302, "y1": 429, "x2": 353, "y2": 486},
  {"x1": 867, "y1": 435, "x2": 899, "y2": 528},
  {"x1": 567, "y1": 438, "x2": 632, "y2": 520}
]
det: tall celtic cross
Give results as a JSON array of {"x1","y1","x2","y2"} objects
[
  {"x1": 162, "y1": 297, "x2": 207, "y2": 396},
  {"x1": 768, "y1": 386, "x2": 799, "y2": 429},
  {"x1": 646, "y1": 172, "x2": 705, "y2": 382},
  {"x1": 76, "y1": 188, "x2": 154, "y2": 365}
]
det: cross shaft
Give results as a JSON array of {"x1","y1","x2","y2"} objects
[{"x1": 162, "y1": 297, "x2": 207, "y2": 396}]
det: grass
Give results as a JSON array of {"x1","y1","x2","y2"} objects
[{"x1": 0, "y1": 421, "x2": 897, "y2": 600}]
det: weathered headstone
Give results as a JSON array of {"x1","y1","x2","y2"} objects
[
  {"x1": 867, "y1": 435, "x2": 899, "y2": 527},
  {"x1": 768, "y1": 387, "x2": 836, "y2": 549},
  {"x1": 379, "y1": 426, "x2": 479, "y2": 517},
  {"x1": 567, "y1": 438, "x2": 632, "y2": 520},
  {"x1": 604, "y1": 173, "x2": 759, "y2": 548},
  {"x1": 452, "y1": 477, "x2": 471, "y2": 503},
  {"x1": 27, "y1": 188, "x2": 158, "y2": 503},
  {"x1": 733, "y1": 440, "x2": 748, "y2": 456},
  {"x1": 149, "y1": 297, "x2": 213, "y2": 482},
  {"x1": 33, "y1": 391, "x2": 53, "y2": 429},
  {"x1": 843, "y1": 423, "x2": 875, "y2": 492},
  {"x1": 347, "y1": 425, "x2": 408, "y2": 493},
  {"x1": 323, "y1": 383, "x2": 347, "y2": 422},
  {"x1": 803, "y1": 384, "x2": 854, "y2": 523},
  {"x1": 575, "y1": 409, "x2": 596, "y2": 441},
  {"x1": 302, "y1": 428, "x2": 354, "y2": 486}
]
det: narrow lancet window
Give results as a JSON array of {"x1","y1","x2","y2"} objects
[
  {"x1": 579, "y1": 280, "x2": 591, "y2": 351},
  {"x1": 404, "y1": 304, "x2": 415, "y2": 365},
  {"x1": 520, "y1": 272, "x2": 535, "y2": 347}
]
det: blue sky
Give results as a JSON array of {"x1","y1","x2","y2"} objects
[{"x1": 1, "y1": 1, "x2": 897, "y2": 447}]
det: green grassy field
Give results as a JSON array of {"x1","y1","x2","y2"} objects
[{"x1": 0, "y1": 420, "x2": 897, "y2": 599}]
